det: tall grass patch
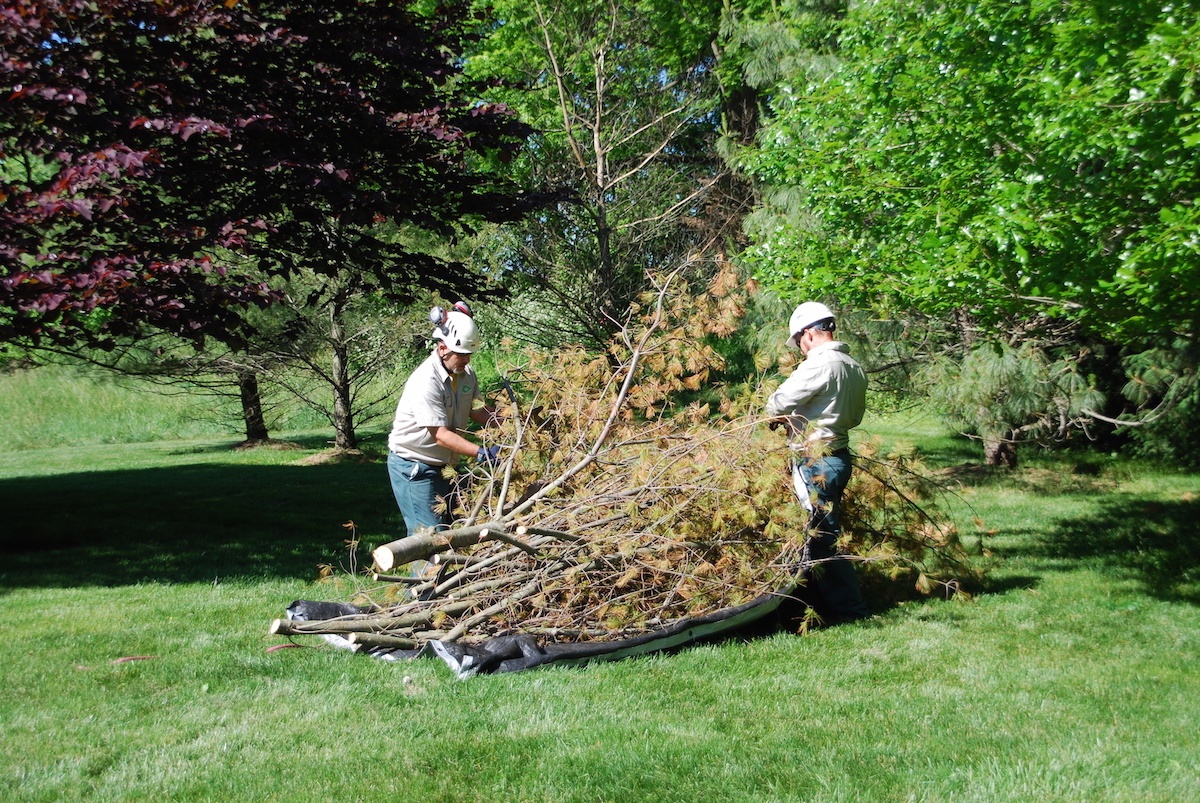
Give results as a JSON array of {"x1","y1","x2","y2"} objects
[
  {"x1": 0, "y1": 366, "x2": 240, "y2": 450},
  {"x1": 0, "y1": 364, "x2": 342, "y2": 451}
]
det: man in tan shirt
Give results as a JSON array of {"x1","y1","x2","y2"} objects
[
  {"x1": 387, "y1": 303, "x2": 499, "y2": 538},
  {"x1": 767, "y1": 301, "x2": 870, "y2": 624}
]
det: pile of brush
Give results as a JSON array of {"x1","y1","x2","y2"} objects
[{"x1": 269, "y1": 268, "x2": 978, "y2": 651}]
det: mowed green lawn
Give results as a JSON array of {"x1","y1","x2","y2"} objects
[{"x1": 1, "y1": 377, "x2": 1198, "y2": 802}]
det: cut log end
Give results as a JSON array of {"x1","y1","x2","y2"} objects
[{"x1": 372, "y1": 544, "x2": 397, "y2": 572}]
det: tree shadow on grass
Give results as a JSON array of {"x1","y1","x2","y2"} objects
[
  {"x1": 1041, "y1": 492, "x2": 1200, "y2": 604},
  {"x1": 163, "y1": 430, "x2": 389, "y2": 457},
  {"x1": 938, "y1": 462, "x2": 1121, "y2": 496},
  {"x1": 0, "y1": 460, "x2": 402, "y2": 590},
  {"x1": 917, "y1": 437, "x2": 985, "y2": 469}
]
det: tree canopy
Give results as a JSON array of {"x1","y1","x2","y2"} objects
[
  {"x1": 741, "y1": 0, "x2": 1200, "y2": 342},
  {"x1": 1, "y1": 0, "x2": 541, "y2": 350},
  {"x1": 5, "y1": 0, "x2": 1200, "y2": 464}
]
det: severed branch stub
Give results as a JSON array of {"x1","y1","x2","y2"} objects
[{"x1": 371, "y1": 522, "x2": 507, "y2": 572}]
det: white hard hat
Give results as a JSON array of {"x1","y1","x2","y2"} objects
[
  {"x1": 432, "y1": 309, "x2": 481, "y2": 353},
  {"x1": 787, "y1": 301, "x2": 836, "y2": 346}
]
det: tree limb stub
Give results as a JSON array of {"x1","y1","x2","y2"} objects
[
  {"x1": 269, "y1": 599, "x2": 477, "y2": 637},
  {"x1": 372, "y1": 522, "x2": 507, "y2": 572},
  {"x1": 346, "y1": 632, "x2": 421, "y2": 650}
]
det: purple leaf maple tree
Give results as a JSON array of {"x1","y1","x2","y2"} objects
[{"x1": 1, "y1": 0, "x2": 541, "y2": 350}]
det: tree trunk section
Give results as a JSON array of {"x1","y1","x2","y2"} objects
[
  {"x1": 236, "y1": 366, "x2": 270, "y2": 443},
  {"x1": 372, "y1": 522, "x2": 507, "y2": 572},
  {"x1": 984, "y1": 438, "x2": 1017, "y2": 468},
  {"x1": 329, "y1": 306, "x2": 357, "y2": 450}
]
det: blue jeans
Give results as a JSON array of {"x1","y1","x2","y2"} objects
[
  {"x1": 387, "y1": 453, "x2": 451, "y2": 537},
  {"x1": 798, "y1": 452, "x2": 870, "y2": 621}
]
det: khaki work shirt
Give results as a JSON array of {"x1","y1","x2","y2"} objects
[
  {"x1": 387, "y1": 351, "x2": 481, "y2": 466},
  {"x1": 765, "y1": 341, "x2": 867, "y2": 452}
]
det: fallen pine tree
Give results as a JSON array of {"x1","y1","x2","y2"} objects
[{"x1": 271, "y1": 265, "x2": 981, "y2": 674}]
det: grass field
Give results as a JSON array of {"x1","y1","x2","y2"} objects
[{"x1": 1, "y1": 371, "x2": 1198, "y2": 802}]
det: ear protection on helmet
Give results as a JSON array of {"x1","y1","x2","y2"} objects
[{"x1": 429, "y1": 301, "x2": 474, "y2": 335}]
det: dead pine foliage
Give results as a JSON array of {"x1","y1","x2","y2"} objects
[{"x1": 272, "y1": 263, "x2": 980, "y2": 649}]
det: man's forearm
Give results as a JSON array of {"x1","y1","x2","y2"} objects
[{"x1": 431, "y1": 426, "x2": 480, "y2": 458}]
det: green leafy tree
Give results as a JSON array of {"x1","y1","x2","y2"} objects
[
  {"x1": 742, "y1": 0, "x2": 1200, "y2": 337},
  {"x1": 737, "y1": 0, "x2": 1200, "y2": 460}
]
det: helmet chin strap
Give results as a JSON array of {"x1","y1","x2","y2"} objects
[{"x1": 437, "y1": 344, "x2": 467, "y2": 375}]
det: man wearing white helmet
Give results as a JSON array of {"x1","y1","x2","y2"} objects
[
  {"x1": 766, "y1": 300, "x2": 871, "y2": 624},
  {"x1": 387, "y1": 302, "x2": 501, "y2": 539}
]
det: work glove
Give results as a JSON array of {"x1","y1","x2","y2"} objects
[{"x1": 476, "y1": 445, "x2": 502, "y2": 466}]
